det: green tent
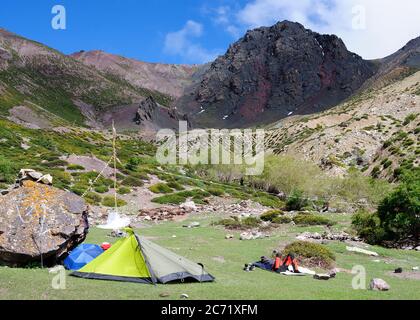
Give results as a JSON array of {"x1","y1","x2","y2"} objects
[{"x1": 71, "y1": 229, "x2": 215, "y2": 284}]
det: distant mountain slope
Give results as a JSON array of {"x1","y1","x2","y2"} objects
[
  {"x1": 71, "y1": 50, "x2": 203, "y2": 98},
  {"x1": 264, "y1": 70, "x2": 420, "y2": 180},
  {"x1": 361, "y1": 36, "x2": 420, "y2": 90},
  {"x1": 175, "y1": 21, "x2": 377, "y2": 129},
  {"x1": 0, "y1": 29, "x2": 172, "y2": 126}
]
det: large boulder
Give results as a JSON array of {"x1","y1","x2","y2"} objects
[{"x1": 0, "y1": 180, "x2": 89, "y2": 267}]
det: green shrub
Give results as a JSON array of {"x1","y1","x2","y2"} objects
[
  {"x1": 272, "y1": 216, "x2": 292, "y2": 224},
  {"x1": 242, "y1": 217, "x2": 261, "y2": 228},
  {"x1": 403, "y1": 113, "x2": 417, "y2": 125},
  {"x1": 206, "y1": 187, "x2": 225, "y2": 197},
  {"x1": 293, "y1": 214, "x2": 335, "y2": 226},
  {"x1": 260, "y1": 210, "x2": 283, "y2": 222},
  {"x1": 286, "y1": 190, "x2": 309, "y2": 211},
  {"x1": 117, "y1": 187, "x2": 131, "y2": 195},
  {"x1": 166, "y1": 181, "x2": 185, "y2": 191},
  {"x1": 352, "y1": 210, "x2": 385, "y2": 244},
  {"x1": 149, "y1": 183, "x2": 173, "y2": 194},
  {"x1": 84, "y1": 192, "x2": 102, "y2": 206},
  {"x1": 151, "y1": 194, "x2": 187, "y2": 205},
  {"x1": 121, "y1": 176, "x2": 144, "y2": 187},
  {"x1": 214, "y1": 217, "x2": 241, "y2": 229},
  {"x1": 102, "y1": 196, "x2": 127, "y2": 207},
  {"x1": 94, "y1": 185, "x2": 109, "y2": 194},
  {"x1": 283, "y1": 241, "x2": 336, "y2": 269},
  {"x1": 67, "y1": 164, "x2": 85, "y2": 171},
  {"x1": 377, "y1": 172, "x2": 420, "y2": 241},
  {"x1": 253, "y1": 194, "x2": 285, "y2": 208}
]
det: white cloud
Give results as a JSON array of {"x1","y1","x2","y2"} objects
[
  {"x1": 211, "y1": 6, "x2": 242, "y2": 38},
  {"x1": 164, "y1": 20, "x2": 220, "y2": 64},
  {"x1": 234, "y1": 0, "x2": 420, "y2": 59}
]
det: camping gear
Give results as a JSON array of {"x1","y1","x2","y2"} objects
[
  {"x1": 71, "y1": 229, "x2": 215, "y2": 284},
  {"x1": 101, "y1": 242, "x2": 112, "y2": 251},
  {"x1": 63, "y1": 244, "x2": 104, "y2": 271},
  {"x1": 81, "y1": 122, "x2": 131, "y2": 230}
]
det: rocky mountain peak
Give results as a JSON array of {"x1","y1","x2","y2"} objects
[{"x1": 175, "y1": 20, "x2": 376, "y2": 128}]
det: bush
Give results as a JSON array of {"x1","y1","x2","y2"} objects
[
  {"x1": 117, "y1": 187, "x2": 131, "y2": 195},
  {"x1": 377, "y1": 172, "x2": 420, "y2": 241},
  {"x1": 214, "y1": 218, "x2": 241, "y2": 229},
  {"x1": 293, "y1": 214, "x2": 335, "y2": 227},
  {"x1": 149, "y1": 183, "x2": 173, "y2": 194},
  {"x1": 283, "y1": 241, "x2": 336, "y2": 269},
  {"x1": 242, "y1": 217, "x2": 261, "y2": 228},
  {"x1": 67, "y1": 164, "x2": 85, "y2": 171},
  {"x1": 260, "y1": 210, "x2": 283, "y2": 222},
  {"x1": 94, "y1": 185, "x2": 109, "y2": 194},
  {"x1": 352, "y1": 210, "x2": 385, "y2": 244},
  {"x1": 286, "y1": 190, "x2": 309, "y2": 211},
  {"x1": 272, "y1": 216, "x2": 292, "y2": 224},
  {"x1": 121, "y1": 176, "x2": 144, "y2": 187},
  {"x1": 84, "y1": 192, "x2": 102, "y2": 206},
  {"x1": 167, "y1": 181, "x2": 185, "y2": 191},
  {"x1": 253, "y1": 194, "x2": 285, "y2": 208},
  {"x1": 151, "y1": 194, "x2": 186, "y2": 205},
  {"x1": 206, "y1": 187, "x2": 225, "y2": 197},
  {"x1": 102, "y1": 196, "x2": 127, "y2": 207}
]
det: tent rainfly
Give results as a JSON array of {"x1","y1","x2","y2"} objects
[{"x1": 71, "y1": 229, "x2": 215, "y2": 284}]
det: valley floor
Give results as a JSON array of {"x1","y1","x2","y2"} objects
[{"x1": 1, "y1": 214, "x2": 419, "y2": 300}]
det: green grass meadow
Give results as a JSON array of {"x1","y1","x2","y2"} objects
[{"x1": 1, "y1": 215, "x2": 419, "y2": 300}]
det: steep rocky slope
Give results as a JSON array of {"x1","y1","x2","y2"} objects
[
  {"x1": 175, "y1": 21, "x2": 377, "y2": 129},
  {"x1": 264, "y1": 70, "x2": 420, "y2": 180}
]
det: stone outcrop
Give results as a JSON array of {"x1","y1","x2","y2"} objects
[{"x1": 0, "y1": 180, "x2": 89, "y2": 267}]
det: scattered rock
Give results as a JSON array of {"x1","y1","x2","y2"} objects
[
  {"x1": 18, "y1": 169, "x2": 53, "y2": 185},
  {"x1": 239, "y1": 231, "x2": 266, "y2": 240},
  {"x1": 159, "y1": 292, "x2": 171, "y2": 298},
  {"x1": 313, "y1": 274, "x2": 331, "y2": 280},
  {"x1": 412, "y1": 267, "x2": 419, "y2": 271},
  {"x1": 180, "y1": 201, "x2": 197, "y2": 211},
  {"x1": 415, "y1": 246, "x2": 420, "y2": 251},
  {"x1": 139, "y1": 206, "x2": 190, "y2": 222},
  {"x1": 346, "y1": 246, "x2": 379, "y2": 257},
  {"x1": 180, "y1": 293, "x2": 189, "y2": 299},
  {"x1": 0, "y1": 180, "x2": 89, "y2": 267},
  {"x1": 394, "y1": 268, "x2": 403, "y2": 274},
  {"x1": 369, "y1": 279, "x2": 390, "y2": 291},
  {"x1": 225, "y1": 234, "x2": 234, "y2": 240},
  {"x1": 183, "y1": 222, "x2": 200, "y2": 228},
  {"x1": 297, "y1": 232, "x2": 361, "y2": 242}
]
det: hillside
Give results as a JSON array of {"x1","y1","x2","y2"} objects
[
  {"x1": 0, "y1": 29, "x2": 173, "y2": 128},
  {"x1": 265, "y1": 70, "x2": 420, "y2": 180},
  {"x1": 71, "y1": 50, "x2": 203, "y2": 98}
]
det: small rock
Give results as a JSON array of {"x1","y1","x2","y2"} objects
[
  {"x1": 394, "y1": 268, "x2": 403, "y2": 274},
  {"x1": 369, "y1": 279, "x2": 390, "y2": 291},
  {"x1": 313, "y1": 274, "x2": 331, "y2": 280},
  {"x1": 172, "y1": 235, "x2": 177, "y2": 238},
  {"x1": 225, "y1": 234, "x2": 234, "y2": 240},
  {"x1": 415, "y1": 246, "x2": 420, "y2": 251},
  {"x1": 159, "y1": 292, "x2": 170, "y2": 298},
  {"x1": 180, "y1": 201, "x2": 197, "y2": 211},
  {"x1": 346, "y1": 246, "x2": 379, "y2": 256},
  {"x1": 180, "y1": 294, "x2": 189, "y2": 299},
  {"x1": 412, "y1": 267, "x2": 419, "y2": 271},
  {"x1": 183, "y1": 222, "x2": 200, "y2": 228}
]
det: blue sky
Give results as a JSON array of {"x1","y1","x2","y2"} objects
[{"x1": 0, "y1": 0, "x2": 419, "y2": 64}]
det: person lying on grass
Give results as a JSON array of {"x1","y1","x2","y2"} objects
[{"x1": 244, "y1": 252, "x2": 300, "y2": 273}]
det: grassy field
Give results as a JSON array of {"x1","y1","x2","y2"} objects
[{"x1": 1, "y1": 214, "x2": 419, "y2": 300}]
